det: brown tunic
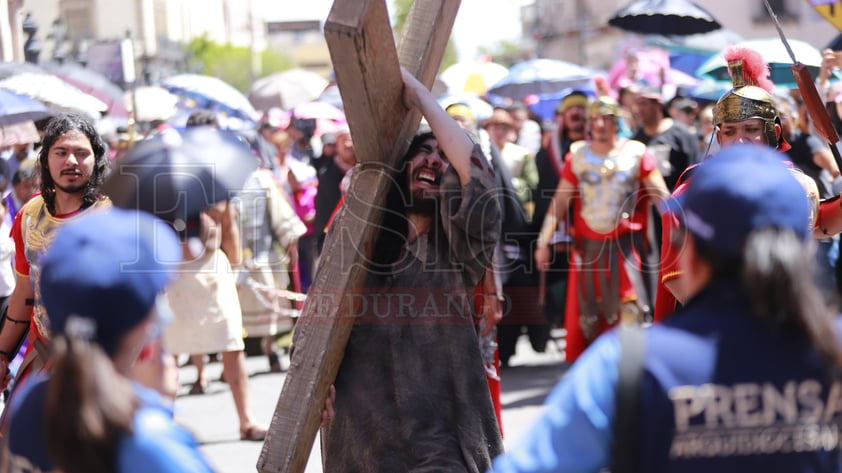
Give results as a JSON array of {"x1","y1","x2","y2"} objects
[{"x1": 324, "y1": 145, "x2": 504, "y2": 472}]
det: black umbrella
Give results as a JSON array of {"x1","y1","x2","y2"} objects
[
  {"x1": 608, "y1": 0, "x2": 722, "y2": 36},
  {"x1": 103, "y1": 127, "x2": 258, "y2": 226},
  {"x1": 827, "y1": 32, "x2": 842, "y2": 51}
]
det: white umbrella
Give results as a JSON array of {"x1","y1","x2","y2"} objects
[
  {"x1": 487, "y1": 59, "x2": 593, "y2": 101},
  {"x1": 438, "y1": 94, "x2": 494, "y2": 122},
  {"x1": 0, "y1": 72, "x2": 107, "y2": 119},
  {"x1": 129, "y1": 86, "x2": 179, "y2": 122},
  {"x1": 440, "y1": 60, "x2": 509, "y2": 96},
  {"x1": 249, "y1": 69, "x2": 329, "y2": 112}
]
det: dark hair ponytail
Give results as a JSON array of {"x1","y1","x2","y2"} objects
[
  {"x1": 741, "y1": 228, "x2": 842, "y2": 371},
  {"x1": 45, "y1": 336, "x2": 138, "y2": 473}
]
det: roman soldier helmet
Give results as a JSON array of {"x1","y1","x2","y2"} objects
[
  {"x1": 713, "y1": 46, "x2": 783, "y2": 149},
  {"x1": 588, "y1": 95, "x2": 621, "y2": 118}
]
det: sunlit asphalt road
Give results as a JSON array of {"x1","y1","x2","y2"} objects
[{"x1": 174, "y1": 333, "x2": 570, "y2": 473}]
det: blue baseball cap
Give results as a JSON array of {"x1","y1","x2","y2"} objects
[
  {"x1": 40, "y1": 209, "x2": 182, "y2": 356},
  {"x1": 668, "y1": 144, "x2": 810, "y2": 259}
]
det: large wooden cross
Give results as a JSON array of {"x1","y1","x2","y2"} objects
[{"x1": 257, "y1": 1, "x2": 460, "y2": 472}]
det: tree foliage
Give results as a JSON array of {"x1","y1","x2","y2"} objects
[
  {"x1": 390, "y1": 0, "x2": 458, "y2": 72},
  {"x1": 478, "y1": 40, "x2": 531, "y2": 67},
  {"x1": 184, "y1": 35, "x2": 292, "y2": 92}
]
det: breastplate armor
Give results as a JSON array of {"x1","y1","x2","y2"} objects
[
  {"x1": 788, "y1": 167, "x2": 819, "y2": 233},
  {"x1": 571, "y1": 140, "x2": 644, "y2": 234}
]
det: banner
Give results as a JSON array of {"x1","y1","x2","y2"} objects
[{"x1": 808, "y1": 0, "x2": 842, "y2": 31}]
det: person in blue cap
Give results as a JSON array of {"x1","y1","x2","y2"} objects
[
  {"x1": 489, "y1": 144, "x2": 842, "y2": 472},
  {"x1": 5, "y1": 209, "x2": 214, "y2": 473}
]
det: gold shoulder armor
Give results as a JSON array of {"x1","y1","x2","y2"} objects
[
  {"x1": 20, "y1": 194, "x2": 45, "y2": 218},
  {"x1": 622, "y1": 139, "x2": 647, "y2": 157},
  {"x1": 569, "y1": 140, "x2": 587, "y2": 156}
]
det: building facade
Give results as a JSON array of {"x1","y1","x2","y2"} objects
[{"x1": 522, "y1": 0, "x2": 838, "y2": 71}]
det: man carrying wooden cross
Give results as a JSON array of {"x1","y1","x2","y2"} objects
[{"x1": 319, "y1": 68, "x2": 504, "y2": 472}]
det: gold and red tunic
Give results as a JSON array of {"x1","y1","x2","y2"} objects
[
  {"x1": 12, "y1": 194, "x2": 111, "y2": 343},
  {"x1": 561, "y1": 139, "x2": 657, "y2": 362}
]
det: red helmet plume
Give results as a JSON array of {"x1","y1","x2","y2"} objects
[{"x1": 724, "y1": 46, "x2": 774, "y2": 93}]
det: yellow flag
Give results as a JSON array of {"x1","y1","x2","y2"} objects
[{"x1": 808, "y1": 0, "x2": 842, "y2": 31}]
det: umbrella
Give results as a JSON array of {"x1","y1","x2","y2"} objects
[
  {"x1": 686, "y1": 78, "x2": 731, "y2": 102},
  {"x1": 318, "y1": 84, "x2": 343, "y2": 110},
  {"x1": 0, "y1": 72, "x2": 108, "y2": 119},
  {"x1": 130, "y1": 86, "x2": 178, "y2": 122},
  {"x1": 102, "y1": 127, "x2": 258, "y2": 224},
  {"x1": 0, "y1": 61, "x2": 50, "y2": 81},
  {"x1": 162, "y1": 74, "x2": 258, "y2": 121},
  {"x1": 438, "y1": 93, "x2": 494, "y2": 122},
  {"x1": 828, "y1": 32, "x2": 842, "y2": 51},
  {"x1": 644, "y1": 29, "x2": 744, "y2": 77},
  {"x1": 248, "y1": 68, "x2": 329, "y2": 112},
  {"x1": 644, "y1": 29, "x2": 743, "y2": 55},
  {"x1": 289, "y1": 101, "x2": 346, "y2": 137},
  {"x1": 0, "y1": 120, "x2": 40, "y2": 146},
  {"x1": 47, "y1": 62, "x2": 128, "y2": 118},
  {"x1": 291, "y1": 101, "x2": 345, "y2": 122},
  {"x1": 486, "y1": 58, "x2": 593, "y2": 101},
  {"x1": 0, "y1": 87, "x2": 50, "y2": 126},
  {"x1": 608, "y1": 48, "x2": 699, "y2": 90},
  {"x1": 696, "y1": 38, "x2": 823, "y2": 87},
  {"x1": 525, "y1": 85, "x2": 597, "y2": 122},
  {"x1": 439, "y1": 59, "x2": 509, "y2": 96},
  {"x1": 608, "y1": 0, "x2": 721, "y2": 36}
]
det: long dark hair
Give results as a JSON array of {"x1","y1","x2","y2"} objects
[
  {"x1": 698, "y1": 227, "x2": 842, "y2": 371},
  {"x1": 369, "y1": 131, "x2": 436, "y2": 276},
  {"x1": 45, "y1": 335, "x2": 138, "y2": 473},
  {"x1": 38, "y1": 113, "x2": 108, "y2": 215}
]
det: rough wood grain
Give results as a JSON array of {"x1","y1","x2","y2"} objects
[{"x1": 257, "y1": 1, "x2": 460, "y2": 472}]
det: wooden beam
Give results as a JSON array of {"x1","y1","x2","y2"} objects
[{"x1": 256, "y1": 1, "x2": 460, "y2": 472}]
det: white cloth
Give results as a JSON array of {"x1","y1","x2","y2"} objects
[
  {"x1": 163, "y1": 248, "x2": 245, "y2": 355},
  {"x1": 0, "y1": 219, "x2": 15, "y2": 297}
]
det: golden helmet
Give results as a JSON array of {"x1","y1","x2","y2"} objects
[
  {"x1": 713, "y1": 48, "x2": 780, "y2": 149},
  {"x1": 588, "y1": 96, "x2": 621, "y2": 118}
]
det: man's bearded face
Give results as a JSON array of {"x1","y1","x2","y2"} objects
[
  {"x1": 406, "y1": 137, "x2": 449, "y2": 215},
  {"x1": 562, "y1": 105, "x2": 586, "y2": 133}
]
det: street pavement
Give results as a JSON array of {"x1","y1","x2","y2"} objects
[{"x1": 174, "y1": 333, "x2": 570, "y2": 472}]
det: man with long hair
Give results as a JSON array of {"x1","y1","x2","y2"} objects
[
  {"x1": 0, "y1": 112, "x2": 111, "y2": 393},
  {"x1": 320, "y1": 69, "x2": 503, "y2": 472}
]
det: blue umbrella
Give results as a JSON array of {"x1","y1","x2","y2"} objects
[
  {"x1": 526, "y1": 86, "x2": 597, "y2": 123},
  {"x1": 161, "y1": 74, "x2": 257, "y2": 122},
  {"x1": 486, "y1": 59, "x2": 593, "y2": 101},
  {"x1": 0, "y1": 87, "x2": 51, "y2": 126},
  {"x1": 686, "y1": 78, "x2": 731, "y2": 102}
]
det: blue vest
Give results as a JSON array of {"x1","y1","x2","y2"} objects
[{"x1": 640, "y1": 278, "x2": 842, "y2": 473}]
